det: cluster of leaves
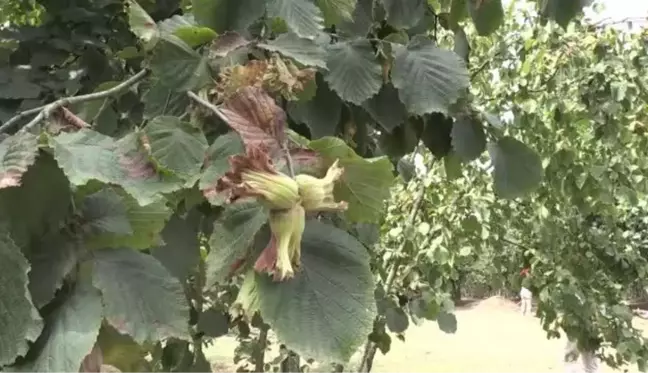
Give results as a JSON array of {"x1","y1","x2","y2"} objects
[
  {"x1": 0, "y1": 0, "x2": 598, "y2": 371},
  {"x1": 375, "y1": 2, "x2": 648, "y2": 371}
]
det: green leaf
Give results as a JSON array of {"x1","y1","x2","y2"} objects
[
  {"x1": 443, "y1": 152, "x2": 462, "y2": 180},
  {"x1": 267, "y1": 0, "x2": 324, "y2": 39},
  {"x1": 27, "y1": 233, "x2": 79, "y2": 308},
  {"x1": 191, "y1": 0, "x2": 266, "y2": 33},
  {"x1": 14, "y1": 280, "x2": 102, "y2": 372},
  {"x1": 309, "y1": 137, "x2": 395, "y2": 223},
  {"x1": 325, "y1": 39, "x2": 383, "y2": 104},
  {"x1": 256, "y1": 220, "x2": 376, "y2": 362},
  {"x1": 86, "y1": 191, "x2": 172, "y2": 250},
  {"x1": 199, "y1": 132, "x2": 245, "y2": 206},
  {"x1": 451, "y1": 115, "x2": 486, "y2": 161},
  {"x1": 197, "y1": 309, "x2": 229, "y2": 338},
  {"x1": 363, "y1": 83, "x2": 407, "y2": 133},
  {"x1": 437, "y1": 311, "x2": 457, "y2": 333},
  {"x1": 378, "y1": 120, "x2": 420, "y2": 158},
  {"x1": 288, "y1": 74, "x2": 343, "y2": 139},
  {"x1": 0, "y1": 132, "x2": 39, "y2": 189},
  {"x1": 98, "y1": 325, "x2": 151, "y2": 372},
  {"x1": 381, "y1": 0, "x2": 425, "y2": 28},
  {"x1": 158, "y1": 14, "x2": 217, "y2": 47},
  {"x1": 49, "y1": 129, "x2": 183, "y2": 206},
  {"x1": 392, "y1": 35, "x2": 469, "y2": 115},
  {"x1": 205, "y1": 200, "x2": 268, "y2": 287},
  {"x1": 173, "y1": 26, "x2": 217, "y2": 48},
  {"x1": 538, "y1": 0, "x2": 594, "y2": 29},
  {"x1": 0, "y1": 153, "x2": 71, "y2": 248},
  {"x1": 339, "y1": 0, "x2": 375, "y2": 36},
  {"x1": 0, "y1": 230, "x2": 43, "y2": 367},
  {"x1": 80, "y1": 189, "x2": 133, "y2": 236},
  {"x1": 142, "y1": 77, "x2": 190, "y2": 119},
  {"x1": 449, "y1": 0, "x2": 468, "y2": 26},
  {"x1": 126, "y1": 0, "x2": 160, "y2": 50},
  {"x1": 151, "y1": 213, "x2": 201, "y2": 282},
  {"x1": 258, "y1": 32, "x2": 327, "y2": 68},
  {"x1": 150, "y1": 35, "x2": 211, "y2": 91},
  {"x1": 467, "y1": 0, "x2": 503, "y2": 36},
  {"x1": 144, "y1": 116, "x2": 208, "y2": 181},
  {"x1": 421, "y1": 113, "x2": 453, "y2": 158},
  {"x1": 91, "y1": 248, "x2": 190, "y2": 343},
  {"x1": 316, "y1": 0, "x2": 356, "y2": 26},
  {"x1": 385, "y1": 303, "x2": 410, "y2": 333},
  {"x1": 488, "y1": 136, "x2": 543, "y2": 199}
]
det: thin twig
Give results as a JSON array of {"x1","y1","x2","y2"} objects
[
  {"x1": 1, "y1": 69, "x2": 149, "y2": 134},
  {"x1": 283, "y1": 146, "x2": 296, "y2": 178},
  {"x1": 358, "y1": 175, "x2": 429, "y2": 372},
  {"x1": 255, "y1": 324, "x2": 269, "y2": 372},
  {"x1": 187, "y1": 91, "x2": 230, "y2": 124}
]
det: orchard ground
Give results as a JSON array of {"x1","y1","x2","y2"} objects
[{"x1": 205, "y1": 296, "x2": 648, "y2": 372}]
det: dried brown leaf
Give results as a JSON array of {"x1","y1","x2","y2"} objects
[{"x1": 219, "y1": 86, "x2": 287, "y2": 152}]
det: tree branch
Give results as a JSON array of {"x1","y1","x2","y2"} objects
[
  {"x1": 0, "y1": 69, "x2": 149, "y2": 134},
  {"x1": 358, "y1": 169, "x2": 430, "y2": 373},
  {"x1": 186, "y1": 90, "x2": 231, "y2": 124}
]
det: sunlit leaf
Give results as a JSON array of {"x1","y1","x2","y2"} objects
[
  {"x1": 309, "y1": 137, "x2": 395, "y2": 223},
  {"x1": 126, "y1": 0, "x2": 159, "y2": 50},
  {"x1": 317, "y1": 0, "x2": 356, "y2": 26}
]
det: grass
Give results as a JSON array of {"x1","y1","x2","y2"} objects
[{"x1": 205, "y1": 296, "x2": 648, "y2": 372}]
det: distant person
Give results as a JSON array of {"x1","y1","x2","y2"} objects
[{"x1": 519, "y1": 267, "x2": 532, "y2": 315}]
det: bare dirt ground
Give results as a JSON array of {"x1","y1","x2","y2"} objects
[{"x1": 205, "y1": 296, "x2": 648, "y2": 372}]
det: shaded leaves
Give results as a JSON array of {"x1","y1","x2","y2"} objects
[
  {"x1": 0, "y1": 230, "x2": 43, "y2": 367},
  {"x1": 91, "y1": 248, "x2": 190, "y2": 344}
]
